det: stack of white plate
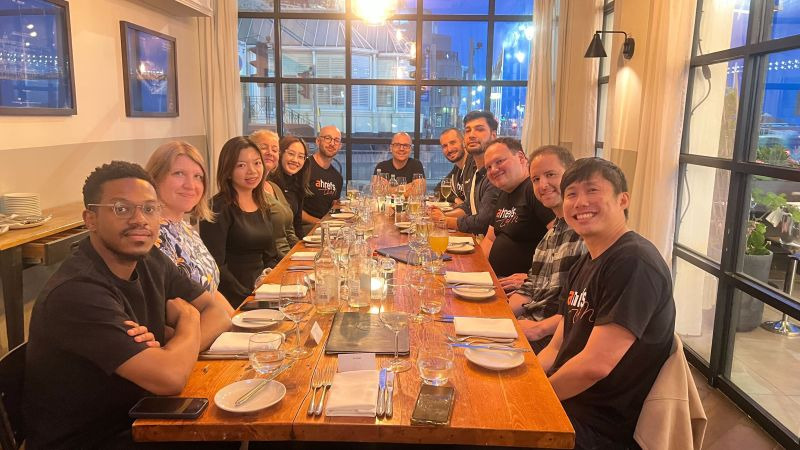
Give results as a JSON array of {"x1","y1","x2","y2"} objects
[{"x1": 2, "y1": 193, "x2": 42, "y2": 217}]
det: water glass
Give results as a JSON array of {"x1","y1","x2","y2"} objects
[
  {"x1": 248, "y1": 331, "x2": 285, "y2": 376},
  {"x1": 381, "y1": 282, "x2": 412, "y2": 373},
  {"x1": 280, "y1": 272, "x2": 314, "y2": 360},
  {"x1": 417, "y1": 338, "x2": 454, "y2": 386},
  {"x1": 420, "y1": 279, "x2": 446, "y2": 315}
]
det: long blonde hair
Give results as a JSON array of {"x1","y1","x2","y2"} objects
[{"x1": 145, "y1": 140, "x2": 214, "y2": 222}]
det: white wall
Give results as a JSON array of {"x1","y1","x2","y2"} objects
[{"x1": 0, "y1": 0, "x2": 207, "y2": 208}]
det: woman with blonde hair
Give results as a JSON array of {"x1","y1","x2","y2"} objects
[{"x1": 250, "y1": 129, "x2": 298, "y2": 256}]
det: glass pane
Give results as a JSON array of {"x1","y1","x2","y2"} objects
[
  {"x1": 351, "y1": 85, "x2": 415, "y2": 135},
  {"x1": 396, "y1": 0, "x2": 417, "y2": 14},
  {"x1": 685, "y1": 59, "x2": 744, "y2": 158},
  {"x1": 599, "y1": 11, "x2": 613, "y2": 78},
  {"x1": 495, "y1": 0, "x2": 533, "y2": 15},
  {"x1": 674, "y1": 257, "x2": 718, "y2": 363},
  {"x1": 351, "y1": 142, "x2": 390, "y2": 182},
  {"x1": 420, "y1": 144, "x2": 458, "y2": 190},
  {"x1": 238, "y1": 19, "x2": 275, "y2": 77},
  {"x1": 351, "y1": 21, "x2": 415, "y2": 79},
  {"x1": 492, "y1": 22, "x2": 533, "y2": 81},
  {"x1": 728, "y1": 300, "x2": 800, "y2": 439},
  {"x1": 753, "y1": 49, "x2": 800, "y2": 168},
  {"x1": 281, "y1": 0, "x2": 343, "y2": 12},
  {"x1": 238, "y1": 0, "x2": 273, "y2": 12},
  {"x1": 422, "y1": 0, "x2": 488, "y2": 15},
  {"x1": 597, "y1": 82, "x2": 607, "y2": 143},
  {"x1": 489, "y1": 86, "x2": 525, "y2": 139},
  {"x1": 281, "y1": 83, "x2": 346, "y2": 136},
  {"x1": 769, "y1": 0, "x2": 800, "y2": 40},
  {"x1": 242, "y1": 82, "x2": 276, "y2": 134},
  {"x1": 422, "y1": 21, "x2": 487, "y2": 80},
  {"x1": 676, "y1": 165, "x2": 730, "y2": 263},
  {"x1": 696, "y1": 0, "x2": 750, "y2": 55},
  {"x1": 281, "y1": 20, "x2": 345, "y2": 78},
  {"x1": 420, "y1": 85, "x2": 485, "y2": 139}
]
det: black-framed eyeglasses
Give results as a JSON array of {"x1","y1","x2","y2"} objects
[
  {"x1": 391, "y1": 143, "x2": 412, "y2": 150},
  {"x1": 88, "y1": 201, "x2": 162, "y2": 218},
  {"x1": 319, "y1": 135, "x2": 341, "y2": 145}
]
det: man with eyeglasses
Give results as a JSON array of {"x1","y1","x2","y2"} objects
[
  {"x1": 303, "y1": 125, "x2": 344, "y2": 233},
  {"x1": 372, "y1": 132, "x2": 426, "y2": 194},
  {"x1": 23, "y1": 161, "x2": 232, "y2": 448}
]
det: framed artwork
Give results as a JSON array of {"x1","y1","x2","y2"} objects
[
  {"x1": 120, "y1": 21, "x2": 178, "y2": 117},
  {"x1": 0, "y1": 0, "x2": 77, "y2": 115}
]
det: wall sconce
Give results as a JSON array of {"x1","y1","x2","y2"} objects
[{"x1": 584, "y1": 31, "x2": 635, "y2": 59}]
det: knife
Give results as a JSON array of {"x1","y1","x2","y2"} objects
[
  {"x1": 385, "y1": 371, "x2": 395, "y2": 418},
  {"x1": 435, "y1": 315, "x2": 509, "y2": 322},
  {"x1": 234, "y1": 362, "x2": 295, "y2": 406},
  {"x1": 449, "y1": 343, "x2": 532, "y2": 353},
  {"x1": 198, "y1": 353, "x2": 249, "y2": 360},
  {"x1": 376, "y1": 368, "x2": 387, "y2": 418}
]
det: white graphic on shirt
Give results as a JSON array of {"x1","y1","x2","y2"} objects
[{"x1": 566, "y1": 288, "x2": 595, "y2": 324}]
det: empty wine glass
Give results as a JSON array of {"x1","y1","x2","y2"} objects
[
  {"x1": 381, "y1": 282, "x2": 411, "y2": 372},
  {"x1": 405, "y1": 260, "x2": 433, "y2": 324},
  {"x1": 280, "y1": 272, "x2": 314, "y2": 360}
]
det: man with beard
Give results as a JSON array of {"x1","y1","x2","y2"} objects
[
  {"x1": 433, "y1": 127, "x2": 475, "y2": 204},
  {"x1": 431, "y1": 110, "x2": 501, "y2": 235},
  {"x1": 303, "y1": 125, "x2": 344, "y2": 233},
  {"x1": 372, "y1": 132, "x2": 425, "y2": 194},
  {"x1": 23, "y1": 161, "x2": 232, "y2": 449}
]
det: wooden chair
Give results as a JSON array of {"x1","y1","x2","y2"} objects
[{"x1": 0, "y1": 343, "x2": 26, "y2": 450}]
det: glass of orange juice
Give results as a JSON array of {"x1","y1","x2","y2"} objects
[{"x1": 427, "y1": 218, "x2": 448, "y2": 274}]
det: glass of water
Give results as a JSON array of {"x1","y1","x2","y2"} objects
[
  {"x1": 417, "y1": 338, "x2": 454, "y2": 386},
  {"x1": 248, "y1": 331, "x2": 285, "y2": 376},
  {"x1": 420, "y1": 279, "x2": 446, "y2": 316}
]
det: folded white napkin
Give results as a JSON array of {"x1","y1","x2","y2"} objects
[
  {"x1": 207, "y1": 332, "x2": 254, "y2": 353},
  {"x1": 325, "y1": 369, "x2": 379, "y2": 417},
  {"x1": 445, "y1": 271, "x2": 493, "y2": 286},
  {"x1": 428, "y1": 201, "x2": 451, "y2": 208},
  {"x1": 448, "y1": 236, "x2": 474, "y2": 245},
  {"x1": 253, "y1": 284, "x2": 308, "y2": 299},
  {"x1": 453, "y1": 317, "x2": 518, "y2": 339},
  {"x1": 290, "y1": 252, "x2": 317, "y2": 261}
]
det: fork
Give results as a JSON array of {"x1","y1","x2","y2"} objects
[
  {"x1": 307, "y1": 368, "x2": 325, "y2": 415},
  {"x1": 314, "y1": 366, "x2": 335, "y2": 416},
  {"x1": 445, "y1": 334, "x2": 515, "y2": 344}
]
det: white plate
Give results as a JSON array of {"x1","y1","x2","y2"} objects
[
  {"x1": 214, "y1": 379, "x2": 286, "y2": 413},
  {"x1": 0, "y1": 225, "x2": 8, "y2": 235},
  {"x1": 232, "y1": 309, "x2": 285, "y2": 329},
  {"x1": 302, "y1": 235, "x2": 321, "y2": 244},
  {"x1": 447, "y1": 244, "x2": 475, "y2": 254},
  {"x1": 440, "y1": 206, "x2": 454, "y2": 212},
  {"x1": 452, "y1": 286, "x2": 495, "y2": 300},
  {"x1": 8, "y1": 215, "x2": 51, "y2": 229},
  {"x1": 330, "y1": 212, "x2": 355, "y2": 220},
  {"x1": 464, "y1": 347, "x2": 525, "y2": 370},
  {"x1": 394, "y1": 221, "x2": 412, "y2": 229}
]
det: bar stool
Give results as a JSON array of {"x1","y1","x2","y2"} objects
[{"x1": 760, "y1": 253, "x2": 800, "y2": 337}]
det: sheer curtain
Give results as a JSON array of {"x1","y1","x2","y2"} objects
[{"x1": 198, "y1": 0, "x2": 242, "y2": 190}]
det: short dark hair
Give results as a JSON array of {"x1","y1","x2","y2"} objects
[
  {"x1": 82, "y1": 161, "x2": 155, "y2": 208},
  {"x1": 486, "y1": 137, "x2": 524, "y2": 155},
  {"x1": 439, "y1": 127, "x2": 463, "y2": 140},
  {"x1": 528, "y1": 145, "x2": 575, "y2": 170},
  {"x1": 463, "y1": 110, "x2": 498, "y2": 131}
]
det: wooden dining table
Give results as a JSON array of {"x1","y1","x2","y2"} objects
[{"x1": 132, "y1": 213, "x2": 575, "y2": 448}]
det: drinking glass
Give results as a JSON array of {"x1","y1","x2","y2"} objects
[
  {"x1": 381, "y1": 282, "x2": 412, "y2": 372},
  {"x1": 412, "y1": 173, "x2": 426, "y2": 197},
  {"x1": 427, "y1": 218, "x2": 449, "y2": 274},
  {"x1": 280, "y1": 272, "x2": 314, "y2": 359},
  {"x1": 420, "y1": 279, "x2": 446, "y2": 315},
  {"x1": 397, "y1": 177, "x2": 407, "y2": 196},
  {"x1": 417, "y1": 338, "x2": 454, "y2": 385},
  {"x1": 405, "y1": 259, "x2": 434, "y2": 324},
  {"x1": 440, "y1": 179, "x2": 452, "y2": 200},
  {"x1": 248, "y1": 331, "x2": 285, "y2": 376}
]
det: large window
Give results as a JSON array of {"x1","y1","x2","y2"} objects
[
  {"x1": 238, "y1": 0, "x2": 533, "y2": 184},
  {"x1": 676, "y1": 1, "x2": 800, "y2": 447}
]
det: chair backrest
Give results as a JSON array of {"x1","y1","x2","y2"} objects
[{"x1": 0, "y1": 343, "x2": 26, "y2": 450}]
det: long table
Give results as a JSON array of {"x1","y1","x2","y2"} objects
[{"x1": 133, "y1": 214, "x2": 575, "y2": 448}]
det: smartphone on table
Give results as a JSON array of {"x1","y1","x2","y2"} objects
[
  {"x1": 410, "y1": 384, "x2": 455, "y2": 426},
  {"x1": 129, "y1": 397, "x2": 209, "y2": 419}
]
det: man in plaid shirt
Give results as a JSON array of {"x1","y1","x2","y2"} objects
[{"x1": 506, "y1": 145, "x2": 586, "y2": 352}]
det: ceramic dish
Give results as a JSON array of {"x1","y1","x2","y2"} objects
[
  {"x1": 232, "y1": 309, "x2": 285, "y2": 329},
  {"x1": 330, "y1": 212, "x2": 355, "y2": 220},
  {"x1": 447, "y1": 244, "x2": 475, "y2": 254},
  {"x1": 464, "y1": 347, "x2": 525, "y2": 370},
  {"x1": 452, "y1": 286, "x2": 495, "y2": 301},
  {"x1": 214, "y1": 379, "x2": 286, "y2": 413}
]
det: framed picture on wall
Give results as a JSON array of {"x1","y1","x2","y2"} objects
[
  {"x1": 0, "y1": 0, "x2": 77, "y2": 115},
  {"x1": 120, "y1": 21, "x2": 178, "y2": 117}
]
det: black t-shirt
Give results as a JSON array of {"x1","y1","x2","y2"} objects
[
  {"x1": 304, "y1": 155, "x2": 343, "y2": 219},
  {"x1": 23, "y1": 238, "x2": 204, "y2": 449},
  {"x1": 488, "y1": 180, "x2": 554, "y2": 277},
  {"x1": 373, "y1": 158, "x2": 425, "y2": 182},
  {"x1": 552, "y1": 231, "x2": 676, "y2": 443}
]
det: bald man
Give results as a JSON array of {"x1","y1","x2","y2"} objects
[
  {"x1": 372, "y1": 132, "x2": 425, "y2": 194},
  {"x1": 303, "y1": 125, "x2": 344, "y2": 233}
]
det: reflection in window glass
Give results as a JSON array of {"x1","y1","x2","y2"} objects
[
  {"x1": 674, "y1": 257, "x2": 718, "y2": 363},
  {"x1": 242, "y1": 83, "x2": 276, "y2": 134},
  {"x1": 770, "y1": 0, "x2": 800, "y2": 40},
  {"x1": 685, "y1": 59, "x2": 743, "y2": 158},
  {"x1": 696, "y1": 0, "x2": 750, "y2": 54},
  {"x1": 422, "y1": 21, "x2": 487, "y2": 80},
  {"x1": 281, "y1": 20, "x2": 345, "y2": 78},
  {"x1": 238, "y1": 0, "x2": 272, "y2": 12},
  {"x1": 422, "y1": 0, "x2": 488, "y2": 15},
  {"x1": 352, "y1": 143, "x2": 391, "y2": 182},
  {"x1": 420, "y1": 144, "x2": 458, "y2": 190},
  {"x1": 351, "y1": 21, "x2": 415, "y2": 80},
  {"x1": 495, "y1": 0, "x2": 533, "y2": 15},
  {"x1": 489, "y1": 86, "x2": 525, "y2": 139},
  {"x1": 728, "y1": 301, "x2": 800, "y2": 439},
  {"x1": 676, "y1": 165, "x2": 730, "y2": 263},
  {"x1": 599, "y1": 11, "x2": 613, "y2": 78},
  {"x1": 421, "y1": 85, "x2": 485, "y2": 139},
  {"x1": 597, "y1": 83, "x2": 607, "y2": 145},
  {"x1": 753, "y1": 49, "x2": 800, "y2": 168},
  {"x1": 492, "y1": 22, "x2": 533, "y2": 81},
  {"x1": 396, "y1": 0, "x2": 417, "y2": 13},
  {"x1": 281, "y1": 83, "x2": 346, "y2": 136},
  {"x1": 351, "y1": 85, "x2": 415, "y2": 135},
  {"x1": 281, "y1": 0, "x2": 343, "y2": 12},
  {"x1": 238, "y1": 19, "x2": 275, "y2": 77}
]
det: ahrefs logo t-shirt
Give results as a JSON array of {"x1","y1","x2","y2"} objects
[{"x1": 304, "y1": 155, "x2": 343, "y2": 218}]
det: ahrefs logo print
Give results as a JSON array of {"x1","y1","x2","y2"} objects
[
  {"x1": 315, "y1": 179, "x2": 337, "y2": 196},
  {"x1": 566, "y1": 288, "x2": 595, "y2": 324},
  {"x1": 495, "y1": 206, "x2": 519, "y2": 228}
]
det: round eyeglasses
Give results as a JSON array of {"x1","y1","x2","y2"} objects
[{"x1": 88, "y1": 201, "x2": 162, "y2": 218}]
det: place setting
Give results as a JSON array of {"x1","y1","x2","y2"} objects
[{"x1": 444, "y1": 271, "x2": 496, "y2": 300}]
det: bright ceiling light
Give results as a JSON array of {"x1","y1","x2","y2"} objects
[{"x1": 354, "y1": 0, "x2": 396, "y2": 25}]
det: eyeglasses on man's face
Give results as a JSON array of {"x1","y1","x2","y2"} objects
[
  {"x1": 391, "y1": 143, "x2": 412, "y2": 150},
  {"x1": 319, "y1": 135, "x2": 341, "y2": 145},
  {"x1": 88, "y1": 201, "x2": 162, "y2": 218}
]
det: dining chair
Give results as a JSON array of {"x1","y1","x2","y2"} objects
[{"x1": 0, "y1": 342, "x2": 26, "y2": 450}]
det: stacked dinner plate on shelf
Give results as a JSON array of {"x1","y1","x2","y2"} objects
[{"x1": 2, "y1": 192, "x2": 42, "y2": 217}]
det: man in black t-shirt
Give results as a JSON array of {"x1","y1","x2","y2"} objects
[
  {"x1": 373, "y1": 132, "x2": 425, "y2": 194},
  {"x1": 23, "y1": 161, "x2": 232, "y2": 449},
  {"x1": 479, "y1": 138, "x2": 553, "y2": 277},
  {"x1": 537, "y1": 158, "x2": 676, "y2": 449},
  {"x1": 303, "y1": 125, "x2": 344, "y2": 234},
  {"x1": 433, "y1": 128, "x2": 475, "y2": 204}
]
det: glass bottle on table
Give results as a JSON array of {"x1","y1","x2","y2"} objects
[
  {"x1": 347, "y1": 231, "x2": 371, "y2": 308},
  {"x1": 313, "y1": 223, "x2": 340, "y2": 314}
]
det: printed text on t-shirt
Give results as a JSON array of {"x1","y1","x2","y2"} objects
[
  {"x1": 566, "y1": 288, "x2": 595, "y2": 324},
  {"x1": 315, "y1": 179, "x2": 337, "y2": 196},
  {"x1": 495, "y1": 207, "x2": 519, "y2": 228}
]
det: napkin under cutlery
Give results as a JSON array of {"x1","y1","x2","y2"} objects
[
  {"x1": 205, "y1": 332, "x2": 255, "y2": 354},
  {"x1": 444, "y1": 271, "x2": 494, "y2": 286},
  {"x1": 290, "y1": 252, "x2": 317, "y2": 261},
  {"x1": 453, "y1": 317, "x2": 519, "y2": 339},
  {"x1": 448, "y1": 236, "x2": 474, "y2": 245},
  {"x1": 324, "y1": 369, "x2": 379, "y2": 417},
  {"x1": 254, "y1": 284, "x2": 308, "y2": 299}
]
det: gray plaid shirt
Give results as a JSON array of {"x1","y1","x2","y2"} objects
[{"x1": 518, "y1": 218, "x2": 586, "y2": 321}]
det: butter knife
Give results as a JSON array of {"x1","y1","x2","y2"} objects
[
  {"x1": 235, "y1": 361, "x2": 294, "y2": 406},
  {"x1": 449, "y1": 343, "x2": 532, "y2": 353},
  {"x1": 376, "y1": 368, "x2": 387, "y2": 418},
  {"x1": 385, "y1": 371, "x2": 395, "y2": 418}
]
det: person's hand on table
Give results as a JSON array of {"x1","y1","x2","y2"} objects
[
  {"x1": 125, "y1": 320, "x2": 160, "y2": 348},
  {"x1": 499, "y1": 273, "x2": 527, "y2": 292},
  {"x1": 430, "y1": 208, "x2": 445, "y2": 221},
  {"x1": 254, "y1": 267, "x2": 272, "y2": 288}
]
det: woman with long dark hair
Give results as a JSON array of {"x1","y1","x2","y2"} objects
[{"x1": 268, "y1": 135, "x2": 311, "y2": 238}]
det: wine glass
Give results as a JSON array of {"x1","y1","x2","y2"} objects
[
  {"x1": 280, "y1": 272, "x2": 314, "y2": 360},
  {"x1": 381, "y1": 282, "x2": 412, "y2": 372},
  {"x1": 404, "y1": 255, "x2": 434, "y2": 324},
  {"x1": 397, "y1": 176, "x2": 407, "y2": 196},
  {"x1": 440, "y1": 179, "x2": 452, "y2": 201},
  {"x1": 427, "y1": 218, "x2": 449, "y2": 274},
  {"x1": 248, "y1": 331, "x2": 285, "y2": 377}
]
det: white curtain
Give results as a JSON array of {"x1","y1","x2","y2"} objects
[
  {"x1": 522, "y1": 0, "x2": 560, "y2": 151},
  {"x1": 198, "y1": 0, "x2": 242, "y2": 191}
]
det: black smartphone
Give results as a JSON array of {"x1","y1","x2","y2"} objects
[
  {"x1": 129, "y1": 397, "x2": 208, "y2": 419},
  {"x1": 410, "y1": 384, "x2": 455, "y2": 426},
  {"x1": 240, "y1": 300, "x2": 277, "y2": 311}
]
